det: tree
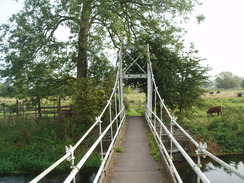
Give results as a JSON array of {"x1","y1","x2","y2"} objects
[
  {"x1": 0, "y1": 82, "x2": 18, "y2": 98},
  {"x1": 241, "y1": 79, "x2": 244, "y2": 89},
  {"x1": 175, "y1": 51, "x2": 210, "y2": 113},
  {"x1": 0, "y1": 0, "x2": 202, "y2": 99},
  {"x1": 123, "y1": 35, "x2": 210, "y2": 113},
  {"x1": 215, "y1": 72, "x2": 241, "y2": 89}
]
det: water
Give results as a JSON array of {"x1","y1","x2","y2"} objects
[
  {"x1": 0, "y1": 168, "x2": 97, "y2": 183},
  {"x1": 0, "y1": 155, "x2": 243, "y2": 183},
  {"x1": 174, "y1": 154, "x2": 244, "y2": 183}
]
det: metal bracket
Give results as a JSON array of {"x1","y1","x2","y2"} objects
[
  {"x1": 195, "y1": 142, "x2": 207, "y2": 158},
  {"x1": 170, "y1": 116, "x2": 177, "y2": 126},
  {"x1": 65, "y1": 145, "x2": 76, "y2": 169},
  {"x1": 96, "y1": 116, "x2": 102, "y2": 124}
]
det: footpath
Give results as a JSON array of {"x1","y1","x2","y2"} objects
[{"x1": 109, "y1": 116, "x2": 164, "y2": 183}]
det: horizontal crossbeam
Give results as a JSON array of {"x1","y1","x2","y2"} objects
[{"x1": 123, "y1": 74, "x2": 147, "y2": 79}]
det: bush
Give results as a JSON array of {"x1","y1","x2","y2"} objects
[{"x1": 72, "y1": 78, "x2": 111, "y2": 125}]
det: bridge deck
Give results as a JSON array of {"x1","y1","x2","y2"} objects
[{"x1": 108, "y1": 116, "x2": 164, "y2": 183}]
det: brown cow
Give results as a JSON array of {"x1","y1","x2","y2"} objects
[{"x1": 206, "y1": 106, "x2": 222, "y2": 116}]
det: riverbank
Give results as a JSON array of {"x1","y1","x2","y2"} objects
[
  {"x1": 174, "y1": 154, "x2": 244, "y2": 183},
  {"x1": 0, "y1": 117, "x2": 101, "y2": 174}
]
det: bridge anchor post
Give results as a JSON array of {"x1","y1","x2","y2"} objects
[{"x1": 195, "y1": 142, "x2": 207, "y2": 183}]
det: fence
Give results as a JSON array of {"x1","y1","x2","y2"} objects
[{"x1": 0, "y1": 100, "x2": 71, "y2": 118}]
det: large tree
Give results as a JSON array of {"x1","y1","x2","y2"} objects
[
  {"x1": 0, "y1": 0, "x2": 202, "y2": 98},
  {"x1": 215, "y1": 71, "x2": 241, "y2": 89}
]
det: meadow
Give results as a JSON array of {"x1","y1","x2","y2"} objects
[
  {"x1": 0, "y1": 89, "x2": 243, "y2": 173},
  {"x1": 125, "y1": 89, "x2": 244, "y2": 154}
]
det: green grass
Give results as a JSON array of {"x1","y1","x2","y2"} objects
[
  {"x1": 180, "y1": 94, "x2": 244, "y2": 154},
  {"x1": 115, "y1": 146, "x2": 124, "y2": 153},
  {"x1": 124, "y1": 90, "x2": 146, "y2": 116},
  {"x1": 0, "y1": 117, "x2": 101, "y2": 173},
  {"x1": 146, "y1": 130, "x2": 161, "y2": 161}
]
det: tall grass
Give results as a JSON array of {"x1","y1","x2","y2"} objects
[
  {"x1": 180, "y1": 92, "x2": 244, "y2": 154},
  {"x1": 0, "y1": 117, "x2": 100, "y2": 173}
]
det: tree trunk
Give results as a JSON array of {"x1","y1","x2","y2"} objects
[{"x1": 77, "y1": 2, "x2": 92, "y2": 79}]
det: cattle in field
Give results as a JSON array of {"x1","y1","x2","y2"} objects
[
  {"x1": 237, "y1": 93, "x2": 242, "y2": 97},
  {"x1": 216, "y1": 91, "x2": 220, "y2": 94},
  {"x1": 209, "y1": 92, "x2": 214, "y2": 94},
  {"x1": 206, "y1": 106, "x2": 222, "y2": 116}
]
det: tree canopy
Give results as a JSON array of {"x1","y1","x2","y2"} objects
[
  {"x1": 241, "y1": 79, "x2": 244, "y2": 89},
  {"x1": 123, "y1": 34, "x2": 210, "y2": 113},
  {"x1": 0, "y1": 0, "x2": 203, "y2": 99},
  {"x1": 215, "y1": 71, "x2": 241, "y2": 89}
]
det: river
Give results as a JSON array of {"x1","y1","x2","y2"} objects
[
  {"x1": 0, "y1": 167, "x2": 97, "y2": 183},
  {"x1": 0, "y1": 155, "x2": 243, "y2": 182},
  {"x1": 174, "y1": 154, "x2": 244, "y2": 183}
]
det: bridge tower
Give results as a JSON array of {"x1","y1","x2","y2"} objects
[{"x1": 118, "y1": 44, "x2": 153, "y2": 118}]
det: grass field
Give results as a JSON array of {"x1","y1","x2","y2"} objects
[
  {"x1": 124, "y1": 89, "x2": 244, "y2": 153},
  {"x1": 124, "y1": 90, "x2": 146, "y2": 116}
]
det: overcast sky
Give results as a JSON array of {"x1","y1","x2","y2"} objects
[
  {"x1": 0, "y1": 0, "x2": 244, "y2": 77},
  {"x1": 184, "y1": 0, "x2": 244, "y2": 77}
]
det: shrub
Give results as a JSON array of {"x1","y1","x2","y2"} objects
[{"x1": 72, "y1": 78, "x2": 111, "y2": 125}]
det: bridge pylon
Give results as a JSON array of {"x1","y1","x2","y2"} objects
[{"x1": 118, "y1": 44, "x2": 152, "y2": 118}]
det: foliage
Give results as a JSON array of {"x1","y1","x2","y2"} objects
[
  {"x1": 179, "y1": 96, "x2": 244, "y2": 153},
  {"x1": 115, "y1": 146, "x2": 124, "y2": 153},
  {"x1": 124, "y1": 35, "x2": 210, "y2": 114},
  {"x1": 0, "y1": 0, "x2": 202, "y2": 99},
  {"x1": 87, "y1": 54, "x2": 116, "y2": 87},
  {"x1": 215, "y1": 71, "x2": 241, "y2": 89},
  {"x1": 72, "y1": 78, "x2": 111, "y2": 125},
  {"x1": 0, "y1": 116, "x2": 101, "y2": 173},
  {"x1": 124, "y1": 90, "x2": 145, "y2": 116},
  {"x1": 0, "y1": 82, "x2": 18, "y2": 98},
  {"x1": 147, "y1": 130, "x2": 161, "y2": 161},
  {"x1": 241, "y1": 79, "x2": 244, "y2": 89}
]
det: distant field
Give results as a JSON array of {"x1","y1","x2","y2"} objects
[
  {"x1": 203, "y1": 90, "x2": 244, "y2": 99},
  {"x1": 124, "y1": 90, "x2": 146, "y2": 116}
]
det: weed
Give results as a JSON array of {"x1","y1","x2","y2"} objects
[
  {"x1": 146, "y1": 131, "x2": 161, "y2": 161},
  {"x1": 115, "y1": 146, "x2": 124, "y2": 153},
  {"x1": 0, "y1": 116, "x2": 101, "y2": 173}
]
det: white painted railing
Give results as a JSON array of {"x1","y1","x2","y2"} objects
[
  {"x1": 30, "y1": 68, "x2": 125, "y2": 183},
  {"x1": 145, "y1": 57, "x2": 244, "y2": 182}
]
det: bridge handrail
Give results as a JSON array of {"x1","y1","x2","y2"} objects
[
  {"x1": 145, "y1": 112, "x2": 183, "y2": 183},
  {"x1": 93, "y1": 110, "x2": 126, "y2": 183},
  {"x1": 147, "y1": 55, "x2": 244, "y2": 180},
  {"x1": 174, "y1": 119, "x2": 244, "y2": 180},
  {"x1": 30, "y1": 67, "x2": 124, "y2": 183},
  {"x1": 63, "y1": 107, "x2": 125, "y2": 183},
  {"x1": 146, "y1": 105, "x2": 211, "y2": 183}
]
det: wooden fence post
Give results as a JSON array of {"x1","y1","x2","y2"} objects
[
  {"x1": 3, "y1": 105, "x2": 6, "y2": 118},
  {"x1": 37, "y1": 97, "x2": 41, "y2": 117},
  {"x1": 57, "y1": 97, "x2": 61, "y2": 119},
  {"x1": 16, "y1": 100, "x2": 19, "y2": 116}
]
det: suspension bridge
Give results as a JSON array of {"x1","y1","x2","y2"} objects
[{"x1": 30, "y1": 45, "x2": 244, "y2": 183}]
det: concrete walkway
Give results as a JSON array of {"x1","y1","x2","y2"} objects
[{"x1": 110, "y1": 116, "x2": 162, "y2": 183}]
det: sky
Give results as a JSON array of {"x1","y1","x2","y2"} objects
[
  {"x1": 0, "y1": 0, "x2": 244, "y2": 77},
  {"x1": 184, "y1": 0, "x2": 244, "y2": 77}
]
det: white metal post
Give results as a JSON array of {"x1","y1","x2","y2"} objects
[
  {"x1": 147, "y1": 44, "x2": 153, "y2": 118},
  {"x1": 154, "y1": 89, "x2": 156, "y2": 128},
  {"x1": 114, "y1": 91, "x2": 118, "y2": 129},
  {"x1": 99, "y1": 119, "x2": 104, "y2": 160},
  {"x1": 119, "y1": 45, "x2": 124, "y2": 118},
  {"x1": 160, "y1": 103, "x2": 162, "y2": 138},
  {"x1": 109, "y1": 101, "x2": 113, "y2": 141}
]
